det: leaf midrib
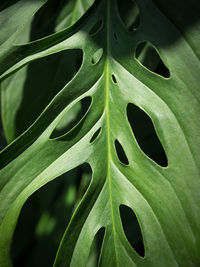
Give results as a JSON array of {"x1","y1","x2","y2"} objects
[{"x1": 104, "y1": 0, "x2": 119, "y2": 265}]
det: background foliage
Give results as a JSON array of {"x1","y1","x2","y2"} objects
[{"x1": 0, "y1": 0, "x2": 200, "y2": 266}]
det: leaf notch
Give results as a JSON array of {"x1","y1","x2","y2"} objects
[
  {"x1": 114, "y1": 140, "x2": 129, "y2": 166},
  {"x1": 50, "y1": 97, "x2": 92, "y2": 139}
]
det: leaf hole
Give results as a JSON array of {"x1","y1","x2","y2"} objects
[
  {"x1": 135, "y1": 42, "x2": 170, "y2": 78},
  {"x1": 117, "y1": 0, "x2": 140, "y2": 31},
  {"x1": 114, "y1": 140, "x2": 129, "y2": 165},
  {"x1": 91, "y1": 48, "x2": 104, "y2": 65},
  {"x1": 119, "y1": 205, "x2": 145, "y2": 257},
  {"x1": 50, "y1": 96, "x2": 92, "y2": 139},
  {"x1": 11, "y1": 49, "x2": 83, "y2": 138},
  {"x1": 89, "y1": 20, "x2": 103, "y2": 35},
  {"x1": 28, "y1": 0, "x2": 71, "y2": 40},
  {"x1": 90, "y1": 127, "x2": 102, "y2": 143},
  {"x1": 86, "y1": 227, "x2": 105, "y2": 266},
  {"x1": 75, "y1": 164, "x2": 92, "y2": 208},
  {"x1": 111, "y1": 74, "x2": 117, "y2": 84},
  {"x1": 127, "y1": 103, "x2": 168, "y2": 167}
]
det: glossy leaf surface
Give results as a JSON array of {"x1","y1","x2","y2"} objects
[{"x1": 0, "y1": 0, "x2": 200, "y2": 266}]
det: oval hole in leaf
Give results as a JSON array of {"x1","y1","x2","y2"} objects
[
  {"x1": 117, "y1": 0, "x2": 140, "y2": 31},
  {"x1": 86, "y1": 227, "x2": 105, "y2": 266},
  {"x1": 114, "y1": 140, "x2": 129, "y2": 165},
  {"x1": 90, "y1": 127, "x2": 102, "y2": 143},
  {"x1": 91, "y1": 48, "x2": 104, "y2": 65},
  {"x1": 119, "y1": 205, "x2": 145, "y2": 257},
  {"x1": 127, "y1": 103, "x2": 168, "y2": 167},
  {"x1": 74, "y1": 164, "x2": 93, "y2": 208},
  {"x1": 135, "y1": 42, "x2": 170, "y2": 78},
  {"x1": 11, "y1": 163, "x2": 91, "y2": 266},
  {"x1": 89, "y1": 20, "x2": 103, "y2": 35},
  {"x1": 114, "y1": 32, "x2": 118, "y2": 41},
  {"x1": 112, "y1": 74, "x2": 117, "y2": 84},
  {"x1": 50, "y1": 97, "x2": 92, "y2": 139}
]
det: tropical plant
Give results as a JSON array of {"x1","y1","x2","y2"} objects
[{"x1": 0, "y1": 0, "x2": 200, "y2": 266}]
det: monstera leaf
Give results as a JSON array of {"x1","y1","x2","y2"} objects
[{"x1": 0, "y1": 0, "x2": 200, "y2": 266}]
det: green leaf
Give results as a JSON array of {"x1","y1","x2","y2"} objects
[
  {"x1": 55, "y1": 0, "x2": 95, "y2": 31},
  {"x1": 0, "y1": 0, "x2": 200, "y2": 266}
]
